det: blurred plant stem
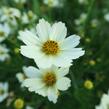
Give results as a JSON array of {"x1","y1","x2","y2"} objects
[
  {"x1": 70, "y1": 69, "x2": 78, "y2": 90},
  {"x1": 84, "y1": 0, "x2": 95, "y2": 36},
  {"x1": 32, "y1": 0, "x2": 40, "y2": 16}
]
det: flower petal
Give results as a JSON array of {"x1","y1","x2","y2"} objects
[
  {"x1": 23, "y1": 66, "x2": 41, "y2": 78},
  {"x1": 62, "y1": 48, "x2": 85, "y2": 60},
  {"x1": 50, "y1": 22, "x2": 67, "y2": 41},
  {"x1": 20, "y1": 45, "x2": 42, "y2": 59},
  {"x1": 57, "y1": 77, "x2": 71, "y2": 91},
  {"x1": 36, "y1": 19, "x2": 51, "y2": 42},
  {"x1": 35, "y1": 55, "x2": 53, "y2": 68},
  {"x1": 23, "y1": 78, "x2": 45, "y2": 92},
  {"x1": 57, "y1": 67, "x2": 69, "y2": 78},
  {"x1": 60, "y1": 35, "x2": 80, "y2": 50},
  {"x1": 47, "y1": 87, "x2": 58, "y2": 103},
  {"x1": 36, "y1": 86, "x2": 48, "y2": 97},
  {"x1": 19, "y1": 30, "x2": 41, "y2": 46}
]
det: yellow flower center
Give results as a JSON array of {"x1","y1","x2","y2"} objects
[
  {"x1": 0, "y1": 31, "x2": 4, "y2": 37},
  {"x1": 43, "y1": 72, "x2": 56, "y2": 86},
  {"x1": 42, "y1": 40, "x2": 59, "y2": 55},
  {"x1": 14, "y1": 98, "x2": 24, "y2": 109},
  {"x1": 0, "y1": 89, "x2": 4, "y2": 95}
]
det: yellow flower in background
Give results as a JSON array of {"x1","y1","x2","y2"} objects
[
  {"x1": 84, "y1": 80, "x2": 94, "y2": 90},
  {"x1": 14, "y1": 98, "x2": 24, "y2": 109},
  {"x1": 89, "y1": 60, "x2": 96, "y2": 66}
]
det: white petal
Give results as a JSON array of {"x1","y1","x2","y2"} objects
[
  {"x1": 60, "y1": 35, "x2": 80, "y2": 50},
  {"x1": 23, "y1": 78, "x2": 45, "y2": 92},
  {"x1": 47, "y1": 87, "x2": 58, "y2": 103},
  {"x1": 57, "y1": 77, "x2": 71, "y2": 91},
  {"x1": 62, "y1": 48, "x2": 85, "y2": 60},
  {"x1": 53, "y1": 53, "x2": 72, "y2": 67},
  {"x1": 57, "y1": 67, "x2": 69, "y2": 78},
  {"x1": 36, "y1": 19, "x2": 51, "y2": 42},
  {"x1": 19, "y1": 30, "x2": 41, "y2": 46},
  {"x1": 20, "y1": 45, "x2": 42, "y2": 59},
  {"x1": 36, "y1": 86, "x2": 48, "y2": 97},
  {"x1": 23, "y1": 66, "x2": 41, "y2": 78},
  {"x1": 35, "y1": 55, "x2": 53, "y2": 68},
  {"x1": 50, "y1": 22, "x2": 67, "y2": 42}
]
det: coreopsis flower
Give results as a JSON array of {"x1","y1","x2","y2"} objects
[
  {"x1": 0, "y1": 23, "x2": 11, "y2": 42},
  {"x1": 0, "y1": 44, "x2": 10, "y2": 61},
  {"x1": 22, "y1": 65, "x2": 71, "y2": 103},
  {"x1": 104, "y1": 13, "x2": 109, "y2": 22},
  {"x1": 75, "y1": 13, "x2": 87, "y2": 26},
  {"x1": 43, "y1": 0, "x2": 64, "y2": 8},
  {"x1": 16, "y1": 66, "x2": 39, "y2": 84},
  {"x1": 0, "y1": 7, "x2": 21, "y2": 26},
  {"x1": 19, "y1": 19, "x2": 85, "y2": 68},
  {"x1": 0, "y1": 82, "x2": 9, "y2": 103},
  {"x1": 21, "y1": 11, "x2": 37, "y2": 24},
  {"x1": 95, "y1": 90, "x2": 109, "y2": 109}
]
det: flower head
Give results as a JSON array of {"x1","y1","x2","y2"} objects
[
  {"x1": 0, "y1": 23, "x2": 11, "y2": 42},
  {"x1": 0, "y1": 44, "x2": 10, "y2": 61},
  {"x1": 0, "y1": 82, "x2": 9, "y2": 103},
  {"x1": 43, "y1": 0, "x2": 64, "y2": 8},
  {"x1": 14, "y1": 98, "x2": 24, "y2": 109},
  {"x1": 22, "y1": 65, "x2": 71, "y2": 103},
  {"x1": 19, "y1": 19, "x2": 85, "y2": 68}
]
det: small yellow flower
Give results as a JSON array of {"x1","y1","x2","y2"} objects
[
  {"x1": 85, "y1": 38, "x2": 91, "y2": 43},
  {"x1": 14, "y1": 48, "x2": 20, "y2": 54},
  {"x1": 89, "y1": 60, "x2": 96, "y2": 66},
  {"x1": 84, "y1": 80, "x2": 94, "y2": 90},
  {"x1": 14, "y1": 98, "x2": 24, "y2": 109}
]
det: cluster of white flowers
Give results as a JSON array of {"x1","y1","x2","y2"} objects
[
  {"x1": 19, "y1": 19, "x2": 85, "y2": 103},
  {"x1": 96, "y1": 91, "x2": 109, "y2": 109},
  {"x1": 43, "y1": 0, "x2": 64, "y2": 8},
  {"x1": 0, "y1": 82, "x2": 9, "y2": 103}
]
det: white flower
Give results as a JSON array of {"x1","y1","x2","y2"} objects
[
  {"x1": 22, "y1": 65, "x2": 71, "y2": 103},
  {"x1": 104, "y1": 13, "x2": 109, "y2": 22},
  {"x1": 0, "y1": 23, "x2": 11, "y2": 42},
  {"x1": 21, "y1": 11, "x2": 37, "y2": 24},
  {"x1": 0, "y1": 44, "x2": 10, "y2": 61},
  {"x1": 95, "y1": 91, "x2": 109, "y2": 109},
  {"x1": 78, "y1": 0, "x2": 88, "y2": 5},
  {"x1": 14, "y1": 0, "x2": 26, "y2": 4},
  {"x1": 16, "y1": 66, "x2": 39, "y2": 83},
  {"x1": 75, "y1": 13, "x2": 87, "y2": 25},
  {"x1": 26, "y1": 106, "x2": 34, "y2": 109},
  {"x1": 43, "y1": 0, "x2": 64, "y2": 7},
  {"x1": 0, "y1": 7, "x2": 21, "y2": 26},
  {"x1": 0, "y1": 82, "x2": 9, "y2": 103},
  {"x1": 19, "y1": 19, "x2": 85, "y2": 68}
]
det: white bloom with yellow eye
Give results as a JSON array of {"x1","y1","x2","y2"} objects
[
  {"x1": 95, "y1": 91, "x2": 109, "y2": 109},
  {"x1": 22, "y1": 65, "x2": 71, "y2": 103},
  {"x1": 16, "y1": 66, "x2": 40, "y2": 83},
  {"x1": 0, "y1": 23, "x2": 11, "y2": 42},
  {"x1": 43, "y1": 0, "x2": 63, "y2": 7},
  {"x1": 19, "y1": 19, "x2": 85, "y2": 68},
  {"x1": 0, "y1": 45, "x2": 10, "y2": 61},
  {"x1": 0, "y1": 82, "x2": 9, "y2": 103}
]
